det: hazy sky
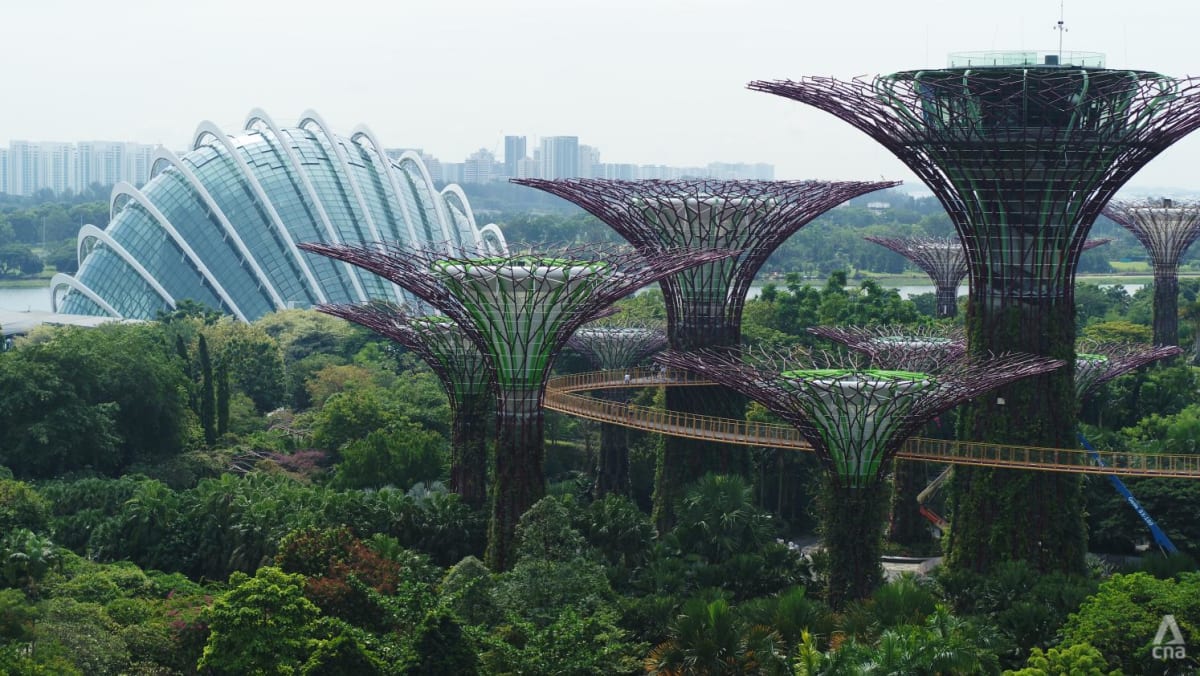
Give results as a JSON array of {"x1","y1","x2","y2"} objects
[{"x1": 4, "y1": 0, "x2": 1200, "y2": 191}]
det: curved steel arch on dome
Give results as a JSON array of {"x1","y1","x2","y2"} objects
[{"x1": 56, "y1": 110, "x2": 504, "y2": 321}]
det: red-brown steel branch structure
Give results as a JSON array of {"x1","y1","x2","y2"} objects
[
  {"x1": 1104, "y1": 199, "x2": 1200, "y2": 346},
  {"x1": 865, "y1": 236, "x2": 968, "y2": 318},
  {"x1": 513, "y1": 178, "x2": 896, "y2": 525},
  {"x1": 750, "y1": 65, "x2": 1200, "y2": 575},
  {"x1": 653, "y1": 345, "x2": 1061, "y2": 605},
  {"x1": 299, "y1": 239, "x2": 735, "y2": 570},
  {"x1": 316, "y1": 302, "x2": 494, "y2": 509}
]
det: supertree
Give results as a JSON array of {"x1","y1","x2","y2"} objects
[
  {"x1": 1103, "y1": 199, "x2": 1200, "y2": 346},
  {"x1": 864, "y1": 236, "x2": 1112, "y2": 318},
  {"x1": 567, "y1": 316, "x2": 667, "y2": 497},
  {"x1": 513, "y1": 178, "x2": 897, "y2": 525},
  {"x1": 654, "y1": 345, "x2": 1062, "y2": 606},
  {"x1": 808, "y1": 324, "x2": 966, "y2": 547},
  {"x1": 298, "y1": 240, "x2": 734, "y2": 569},
  {"x1": 315, "y1": 302, "x2": 493, "y2": 509},
  {"x1": 751, "y1": 54, "x2": 1200, "y2": 573}
]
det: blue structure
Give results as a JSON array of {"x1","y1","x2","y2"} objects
[{"x1": 52, "y1": 110, "x2": 506, "y2": 321}]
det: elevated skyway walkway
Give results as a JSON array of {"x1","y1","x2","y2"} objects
[{"x1": 544, "y1": 368, "x2": 1200, "y2": 479}]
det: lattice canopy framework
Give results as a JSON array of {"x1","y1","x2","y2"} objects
[
  {"x1": 567, "y1": 316, "x2": 668, "y2": 371},
  {"x1": 299, "y1": 239, "x2": 734, "y2": 569},
  {"x1": 865, "y1": 236, "x2": 967, "y2": 317},
  {"x1": 751, "y1": 65, "x2": 1200, "y2": 574},
  {"x1": 514, "y1": 179, "x2": 897, "y2": 347},
  {"x1": 1104, "y1": 199, "x2": 1200, "y2": 346},
  {"x1": 808, "y1": 324, "x2": 966, "y2": 372},
  {"x1": 751, "y1": 71, "x2": 1200, "y2": 308},
  {"x1": 315, "y1": 302, "x2": 493, "y2": 508},
  {"x1": 1075, "y1": 340, "x2": 1182, "y2": 401},
  {"x1": 655, "y1": 347, "x2": 1062, "y2": 489}
]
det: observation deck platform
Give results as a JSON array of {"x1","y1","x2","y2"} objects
[{"x1": 544, "y1": 368, "x2": 1200, "y2": 478}]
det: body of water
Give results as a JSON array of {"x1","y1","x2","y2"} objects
[{"x1": 0, "y1": 286, "x2": 53, "y2": 312}]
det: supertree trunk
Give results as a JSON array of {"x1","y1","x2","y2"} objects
[
  {"x1": 821, "y1": 477, "x2": 888, "y2": 609},
  {"x1": 888, "y1": 460, "x2": 931, "y2": 548},
  {"x1": 594, "y1": 388, "x2": 632, "y2": 497},
  {"x1": 935, "y1": 285, "x2": 959, "y2": 319},
  {"x1": 486, "y1": 389, "x2": 545, "y2": 569},
  {"x1": 451, "y1": 393, "x2": 491, "y2": 510},
  {"x1": 947, "y1": 298, "x2": 1086, "y2": 574},
  {"x1": 1153, "y1": 266, "x2": 1181, "y2": 347}
]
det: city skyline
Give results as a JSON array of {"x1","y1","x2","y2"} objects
[{"x1": 3, "y1": 1, "x2": 1199, "y2": 193}]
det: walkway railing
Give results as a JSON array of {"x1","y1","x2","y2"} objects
[{"x1": 544, "y1": 369, "x2": 1200, "y2": 478}]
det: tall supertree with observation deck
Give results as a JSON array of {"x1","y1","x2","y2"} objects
[
  {"x1": 1103, "y1": 199, "x2": 1200, "y2": 347},
  {"x1": 864, "y1": 236, "x2": 1111, "y2": 318},
  {"x1": 315, "y1": 302, "x2": 493, "y2": 510},
  {"x1": 654, "y1": 345, "x2": 1061, "y2": 606},
  {"x1": 567, "y1": 316, "x2": 667, "y2": 497},
  {"x1": 513, "y1": 178, "x2": 897, "y2": 525},
  {"x1": 751, "y1": 51, "x2": 1200, "y2": 574},
  {"x1": 299, "y1": 240, "x2": 733, "y2": 570}
]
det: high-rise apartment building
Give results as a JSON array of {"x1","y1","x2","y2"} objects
[
  {"x1": 579, "y1": 144, "x2": 600, "y2": 179},
  {"x1": 463, "y1": 148, "x2": 497, "y2": 184},
  {"x1": 504, "y1": 135, "x2": 526, "y2": 177},
  {"x1": 539, "y1": 136, "x2": 580, "y2": 180},
  {"x1": 0, "y1": 140, "x2": 157, "y2": 196}
]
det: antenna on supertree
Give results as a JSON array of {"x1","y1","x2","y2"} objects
[
  {"x1": 751, "y1": 59, "x2": 1200, "y2": 575},
  {"x1": 299, "y1": 239, "x2": 735, "y2": 570},
  {"x1": 864, "y1": 236, "x2": 1112, "y2": 319},
  {"x1": 567, "y1": 316, "x2": 667, "y2": 497},
  {"x1": 513, "y1": 178, "x2": 897, "y2": 526},
  {"x1": 1103, "y1": 198, "x2": 1200, "y2": 346},
  {"x1": 654, "y1": 345, "x2": 1062, "y2": 606},
  {"x1": 315, "y1": 302, "x2": 493, "y2": 510}
]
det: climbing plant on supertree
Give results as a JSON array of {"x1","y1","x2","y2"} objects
[
  {"x1": 514, "y1": 178, "x2": 897, "y2": 527},
  {"x1": 315, "y1": 302, "x2": 493, "y2": 510},
  {"x1": 654, "y1": 345, "x2": 1062, "y2": 606},
  {"x1": 1103, "y1": 199, "x2": 1200, "y2": 347},
  {"x1": 751, "y1": 56, "x2": 1200, "y2": 574},
  {"x1": 567, "y1": 315, "x2": 667, "y2": 497},
  {"x1": 299, "y1": 239, "x2": 734, "y2": 570}
]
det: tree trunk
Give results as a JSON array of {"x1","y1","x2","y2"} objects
[
  {"x1": 888, "y1": 460, "x2": 931, "y2": 548},
  {"x1": 946, "y1": 298, "x2": 1086, "y2": 575},
  {"x1": 935, "y1": 283, "x2": 958, "y2": 318},
  {"x1": 485, "y1": 389, "x2": 545, "y2": 571},
  {"x1": 821, "y1": 477, "x2": 888, "y2": 608},
  {"x1": 450, "y1": 394, "x2": 490, "y2": 511},
  {"x1": 1152, "y1": 269, "x2": 1180, "y2": 347}
]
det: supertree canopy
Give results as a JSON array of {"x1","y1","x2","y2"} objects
[
  {"x1": 1075, "y1": 340, "x2": 1183, "y2": 402},
  {"x1": 654, "y1": 346, "x2": 1062, "y2": 605},
  {"x1": 315, "y1": 302, "x2": 493, "y2": 509},
  {"x1": 567, "y1": 316, "x2": 667, "y2": 496},
  {"x1": 864, "y1": 236, "x2": 1112, "y2": 318},
  {"x1": 1104, "y1": 199, "x2": 1200, "y2": 346},
  {"x1": 299, "y1": 240, "x2": 734, "y2": 570},
  {"x1": 514, "y1": 178, "x2": 896, "y2": 525},
  {"x1": 751, "y1": 53, "x2": 1200, "y2": 574},
  {"x1": 809, "y1": 324, "x2": 966, "y2": 372}
]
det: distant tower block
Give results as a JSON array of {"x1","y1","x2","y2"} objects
[
  {"x1": 567, "y1": 317, "x2": 667, "y2": 497},
  {"x1": 1104, "y1": 199, "x2": 1200, "y2": 346},
  {"x1": 654, "y1": 346, "x2": 1061, "y2": 606},
  {"x1": 864, "y1": 236, "x2": 1112, "y2": 318},
  {"x1": 299, "y1": 240, "x2": 733, "y2": 570},
  {"x1": 316, "y1": 304, "x2": 493, "y2": 510},
  {"x1": 752, "y1": 53, "x2": 1200, "y2": 574},
  {"x1": 514, "y1": 178, "x2": 897, "y2": 525}
]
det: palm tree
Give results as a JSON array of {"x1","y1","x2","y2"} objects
[{"x1": 645, "y1": 596, "x2": 788, "y2": 675}]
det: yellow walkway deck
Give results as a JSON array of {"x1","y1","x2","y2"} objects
[{"x1": 543, "y1": 368, "x2": 1200, "y2": 478}]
